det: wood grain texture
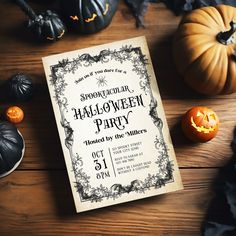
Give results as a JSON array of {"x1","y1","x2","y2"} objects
[
  {"x1": 0, "y1": 0, "x2": 235, "y2": 235},
  {"x1": 3, "y1": 94, "x2": 234, "y2": 170},
  {"x1": 0, "y1": 169, "x2": 217, "y2": 236}
]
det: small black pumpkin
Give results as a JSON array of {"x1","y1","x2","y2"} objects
[
  {"x1": 8, "y1": 73, "x2": 34, "y2": 101},
  {"x1": 61, "y1": 0, "x2": 119, "y2": 34},
  {"x1": 28, "y1": 10, "x2": 66, "y2": 41},
  {"x1": 0, "y1": 122, "x2": 25, "y2": 178},
  {"x1": 15, "y1": 0, "x2": 66, "y2": 41}
]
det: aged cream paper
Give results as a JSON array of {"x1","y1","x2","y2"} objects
[{"x1": 42, "y1": 36, "x2": 183, "y2": 213}]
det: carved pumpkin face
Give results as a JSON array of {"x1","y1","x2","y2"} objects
[
  {"x1": 182, "y1": 106, "x2": 219, "y2": 142},
  {"x1": 28, "y1": 10, "x2": 66, "y2": 42},
  {"x1": 61, "y1": 0, "x2": 119, "y2": 34},
  {"x1": 6, "y1": 106, "x2": 24, "y2": 124}
]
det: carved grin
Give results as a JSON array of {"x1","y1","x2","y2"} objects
[
  {"x1": 85, "y1": 13, "x2": 97, "y2": 23},
  {"x1": 103, "y1": 4, "x2": 109, "y2": 15},
  {"x1": 46, "y1": 30, "x2": 65, "y2": 40},
  {"x1": 57, "y1": 30, "x2": 65, "y2": 39},
  {"x1": 70, "y1": 15, "x2": 79, "y2": 21},
  {"x1": 190, "y1": 117, "x2": 215, "y2": 134}
]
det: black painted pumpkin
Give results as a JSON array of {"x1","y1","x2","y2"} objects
[
  {"x1": 28, "y1": 10, "x2": 66, "y2": 41},
  {"x1": 0, "y1": 122, "x2": 25, "y2": 178},
  {"x1": 8, "y1": 73, "x2": 34, "y2": 101},
  {"x1": 15, "y1": 0, "x2": 66, "y2": 41},
  {"x1": 61, "y1": 0, "x2": 119, "y2": 33}
]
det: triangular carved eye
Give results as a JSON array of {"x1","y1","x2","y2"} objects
[
  {"x1": 210, "y1": 114, "x2": 216, "y2": 120},
  {"x1": 196, "y1": 111, "x2": 203, "y2": 117}
]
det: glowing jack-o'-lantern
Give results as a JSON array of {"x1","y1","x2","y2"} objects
[
  {"x1": 182, "y1": 106, "x2": 219, "y2": 143},
  {"x1": 6, "y1": 106, "x2": 24, "y2": 124}
]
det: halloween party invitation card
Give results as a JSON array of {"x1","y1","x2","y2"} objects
[{"x1": 42, "y1": 36, "x2": 183, "y2": 213}]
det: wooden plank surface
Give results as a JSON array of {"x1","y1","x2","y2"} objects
[
  {"x1": 0, "y1": 0, "x2": 235, "y2": 235},
  {"x1": 2, "y1": 94, "x2": 233, "y2": 170},
  {"x1": 0, "y1": 169, "x2": 217, "y2": 236}
]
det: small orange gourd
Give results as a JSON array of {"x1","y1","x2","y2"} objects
[
  {"x1": 173, "y1": 5, "x2": 236, "y2": 95},
  {"x1": 182, "y1": 106, "x2": 219, "y2": 143},
  {"x1": 6, "y1": 106, "x2": 24, "y2": 124}
]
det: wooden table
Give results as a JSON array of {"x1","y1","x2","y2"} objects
[{"x1": 1, "y1": 1, "x2": 235, "y2": 235}]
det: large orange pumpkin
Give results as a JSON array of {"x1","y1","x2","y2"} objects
[{"x1": 173, "y1": 5, "x2": 236, "y2": 95}]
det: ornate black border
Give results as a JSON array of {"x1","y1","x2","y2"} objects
[{"x1": 49, "y1": 45, "x2": 174, "y2": 202}]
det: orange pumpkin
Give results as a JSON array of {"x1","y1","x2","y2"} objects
[
  {"x1": 173, "y1": 5, "x2": 236, "y2": 95},
  {"x1": 182, "y1": 106, "x2": 219, "y2": 143},
  {"x1": 6, "y1": 106, "x2": 24, "y2": 124}
]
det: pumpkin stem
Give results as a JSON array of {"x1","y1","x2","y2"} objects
[
  {"x1": 217, "y1": 21, "x2": 236, "y2": 45},
  {"x1": 14, "y1": 0, "x2": 37, "y2": 20}
]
